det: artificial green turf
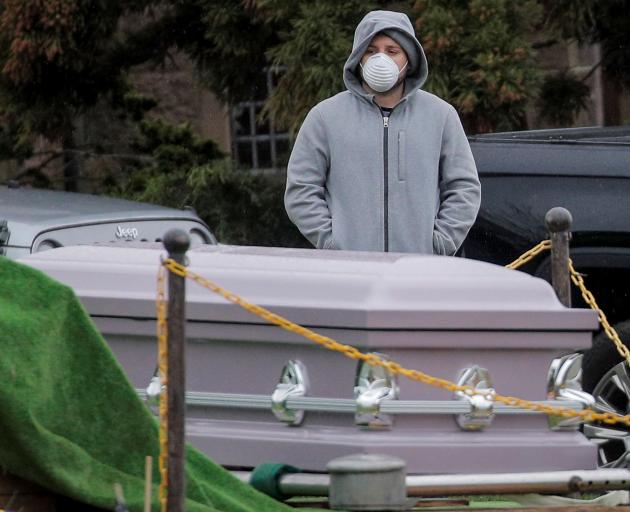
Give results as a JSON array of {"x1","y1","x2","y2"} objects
[{"x1": 0, "y1": 257, "x2": 302, "y2": 512}]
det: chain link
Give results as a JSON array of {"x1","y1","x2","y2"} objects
[
  {"x1": 507, "y1": 240, "x2": 630, "y2": 368},
  {"x1": 158, "y1": 258, "x2": 630, "y2": 427},
  {"x1": 569, "y1": 259, "x2": 630, "y2": 367},
  {"x1": 505, "y1": 240, "x2": 552, "y2": 270},
  {"x1": 507, "y1": 242, "x2": 630, "y2": 368}
]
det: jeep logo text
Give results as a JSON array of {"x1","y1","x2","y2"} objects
[{"x1": 115, "y1": 226, "x2": 139, "y2": 240}]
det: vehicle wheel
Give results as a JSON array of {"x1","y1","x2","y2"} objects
[
  {"x1": 582, "y1": 362, "x2": 630, "y2": 467},
  {"x1": 582, "y1": 320, "x2": 630, "y2": 393},
  {"x1": 581, "y1": 320, "x2": 630, "y2": 467}
]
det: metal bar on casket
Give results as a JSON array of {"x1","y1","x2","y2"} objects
[{"x1": 139, "y1": 390, "x2": 583, "y2": 415}]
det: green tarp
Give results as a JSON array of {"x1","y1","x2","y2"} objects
[{"x1": 0, "y1": 257, "x2": 303, "y2": 511}]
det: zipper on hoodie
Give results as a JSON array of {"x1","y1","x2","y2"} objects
[{"x1": 382, "y1": 114, "x2": 389, "y2": 252}]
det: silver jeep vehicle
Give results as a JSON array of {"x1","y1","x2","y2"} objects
[{"x1": 0, "y1": 184, "x2": 216, "y2": 258}]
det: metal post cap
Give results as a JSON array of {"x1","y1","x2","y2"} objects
[
  {"x1": 327, "y1": 454, "x2": 407, "y2": 511},
  {"x1": 327, "y1": 453, "x2": 406, "y2": 473},
  {"x1": 544, "y1": 207, "x2": 573, "y2": 233},
  {"x1": 163, "y1": 229, "x2": 191, "y2": 255}
]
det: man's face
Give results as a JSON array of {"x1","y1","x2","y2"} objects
[{"x1": 361, "y1": 34, "x2": 408, "y2": 73}]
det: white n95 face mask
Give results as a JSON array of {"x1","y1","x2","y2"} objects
[{"x1": 360, "y1": 53, "x2": 407, "y2": 93}]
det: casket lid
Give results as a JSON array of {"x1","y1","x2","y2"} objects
[{"x1": 19, "y1": 243, "x2": 597, "y2": 331}]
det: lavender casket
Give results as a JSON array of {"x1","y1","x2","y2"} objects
[{"x1": 20, "y1": 243, "x2": 599, "y2": 474}]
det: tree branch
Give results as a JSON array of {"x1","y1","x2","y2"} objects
[
  {"x1": 581, "y1": 57, "x2": 604, "y2": 82},
  {"x1": 580, "y1": 46, "x2": 614, "y2": 82},
  {"x1": 16, "y1": 152, "x2": 63, "y2": 179},
  {"x1": 532, "y1": 38, "x2": 559, "y2": 49},
  {"x1": 15, "y1": 149, "x2": 154, "y2": 179}
]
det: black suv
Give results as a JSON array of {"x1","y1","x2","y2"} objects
[{"x1": 467, "y1": 126, "x2": 630, "y2": 466}]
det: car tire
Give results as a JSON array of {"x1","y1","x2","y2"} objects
[
  {"x1": 581, "y1": 320, "x2": 630, "y2": 467},
  {"x1": 582, "y1": 320, "x2": 630, "y2": 393}
]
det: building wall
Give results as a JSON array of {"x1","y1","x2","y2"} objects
[
  {"x1": 0, "y1": 160, "x2": 18, "y2": 185},
  {"x1": 131, "y1": 55, "x2": 231, "y2": 154},
  {"x1": 530, "y1": 40, "x2": 630, "y2": 129}
]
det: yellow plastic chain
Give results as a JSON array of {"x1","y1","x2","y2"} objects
[
  {"x1": 506, "y1": 241, "x2": 630, "y2": 368},
  {"x1": 569, "y1": 259, "x2": 630, "y2": 367},
  {"x1": 505, "y1": 240, "x2": 552, "y2": 270},
  {"x1": 156, "y1": 265, "x2": 168, "y2": 512},
  {"x1": 158, "y1": 257, "x2": 630, "y2": 427}
]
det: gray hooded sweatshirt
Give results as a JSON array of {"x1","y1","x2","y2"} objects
[{"x1": 285, "y1": 10, "x2": 480, "y2": 255}]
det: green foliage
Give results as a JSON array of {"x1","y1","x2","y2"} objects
[
  {"x1": 0, "y1": 0, "x2": 127, "y2": 149},
  {"x1": 413, "y1": 0, "x2": 542, "y2": 133},
  {"x1": 536, "y1": 71, "x2": 591, "y2": 126},
  {"x1": 120, "y1": 91, "x2": 158, "y2": 122},
  {"x1": 541, "y1": 0, "x2": 630, "y2": 88},
  {"x1": 0, "y1": 0, "x2": 285, "y2": 159},
  {"x1": 184, "y1": 162, "x2": 309, "y2": 247},
  {"x1": 254, "y1": 0, "x2": 418, "y2": 133},
  {"x1": 0, "y1": 113, "x2": 28, "y2": 160},
  {"x1": 176, "y1": 0, "x2": 283, "y2": 103},
  {"x1": 116, "y1": 119, "x2": 222, "y2": 193},
  {"x1": 113, "y1": 118, "x2": 308, "y2": 247},
  {"x1": 254, "y1": 0, "x2": 542, "y2": 134},
  {"x1": 259, "y1": 0, "x2": 378, "y2": 133}
]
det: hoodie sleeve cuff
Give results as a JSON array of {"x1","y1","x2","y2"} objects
[
  {"x1": 432, "y1": 230, "x2": 456, "y2": 256},
  {"x1": 322, "y1": 236, "x2": 337, "y2": 250}
]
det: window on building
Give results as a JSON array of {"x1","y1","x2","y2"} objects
[{"x1": 230, "y1": 67, "x2": 290, "y2": 170}]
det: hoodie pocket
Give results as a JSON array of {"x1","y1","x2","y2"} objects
[{"x1": 397, "y1": 131, "x2": 406, "y2": 181}]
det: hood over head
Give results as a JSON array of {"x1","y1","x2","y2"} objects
[{"x1": 343, "y1": 10, "x2": 428, "y2": 101}]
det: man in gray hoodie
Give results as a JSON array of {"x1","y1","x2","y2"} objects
[{"x1": 285, "y1": 10, "x2": 480, "y2": 255}]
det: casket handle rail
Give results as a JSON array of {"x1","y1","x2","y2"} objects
[
  {"x1": 142, "y1": 362, "x2": 584, "y2": 426},
  {"x1": 140, "y1": 388, "x2": 584, "y2": 416}
]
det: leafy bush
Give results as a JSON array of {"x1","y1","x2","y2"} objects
[
  {"x1": 186, "y1": 162, "x2": 309, "y2": 247},
  {"x1": 536, "y1": 71, "x2": 592, "y2": 126},
  {"x1": 414, "y1": 0, "x2": 543, "y2": 133},
  {"x1": 111, "y1": 119, "x2": 309, "y2": 248}
]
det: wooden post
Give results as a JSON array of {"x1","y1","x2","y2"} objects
[
  {"x1": 144, "y1": 456, "x2": 153, "y2": 512},
  {"x1": 544, "y1": 207, "x2": 573, "y2": 308},
  {"x1": 163, "y1": 229, "x2": 190, "y2": 512}
]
